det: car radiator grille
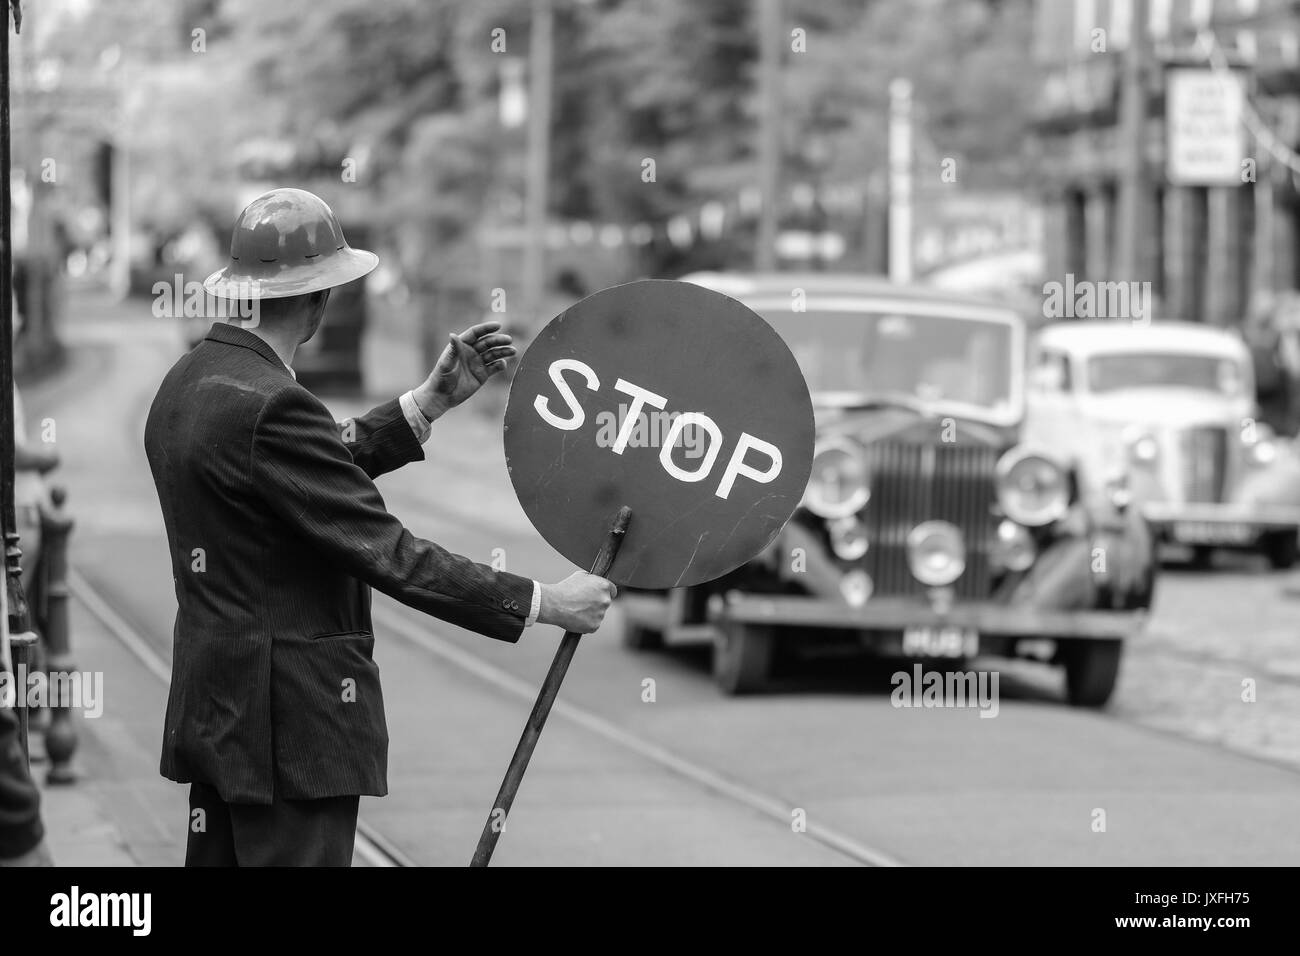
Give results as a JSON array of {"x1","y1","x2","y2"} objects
[
  {"x1": 860, "y1": 441, "x2": 1000, "y2": 599},
  {"x1": 1181, "y1": 426, "x2": 1228, "y2": 504}
]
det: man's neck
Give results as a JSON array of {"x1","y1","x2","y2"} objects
[{"x1": 235, "y1": 321, "x2": 299, "y2": 371}]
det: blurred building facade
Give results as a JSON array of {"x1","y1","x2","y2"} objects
[
  {"x1": 9, "y1": 0, "x2": 223, "y2": 372},
  {"x1": 1033, "y1": 0, "x2": 1300, "y2": 326}
]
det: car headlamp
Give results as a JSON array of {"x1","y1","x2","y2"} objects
[
  {"x1": 1242, "y1": 423, "x2": 1278, "y2": 467},
  {"x1": 804, "y1": 439, "x2": 869, "y2": 519},
  {"x1": 994, "y1": 447, "x2": 1070, "y2": 527},
  {"x1": 991, "y1": 519, "x2": 1036, "y2": 572},
  {"x1": 1125, "y1": 427, "x2": 1159, "y2": 465},
  {"x1": 827, "y1": 515, "x2": 869, "y2": 561},
  {"x1": 906, "y1": 521, "x2": 966, "y2": 587},
  {"x1": 1249, "y1": 439, "x2": 1277, "y2": 466}
]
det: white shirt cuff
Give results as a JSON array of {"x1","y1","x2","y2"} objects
[
  {"x1": 399, "y1": 390, "x2": 433, "y2": 445},
  {"x1": 524, "y1": 580, "x2": 542, "y2": 627}
]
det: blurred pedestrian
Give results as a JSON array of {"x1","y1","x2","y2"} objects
[
  {"x1": 1246, "y1": 291, "x2": 1300, "y2": 437},
  {"x1": 144, "y1": 188, "x2": 616, "y2": 866}
]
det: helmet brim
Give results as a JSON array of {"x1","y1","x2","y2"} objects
[{"x1": 202, "y1": 247, "x2": 379, "y2": 300}]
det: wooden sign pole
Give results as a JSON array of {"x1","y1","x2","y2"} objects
[{"x1": 470, "y1": 505, "x2": 631, "y2": 867}]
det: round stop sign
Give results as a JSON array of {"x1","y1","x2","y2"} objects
[{"x1": 504, "y1": 279, "x2": 815, "y2": 589}]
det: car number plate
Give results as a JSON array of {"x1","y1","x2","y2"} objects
[
  {"x1": 902, "y1": 626, "x2": 978, "y2": 658},
  {"x1": 1171, "y1": 521, "x2": 1252, "y2": 545}
]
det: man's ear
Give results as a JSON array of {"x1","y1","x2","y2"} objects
[
  {"x1": 300, "y1": 289, "x2": 331, "y2": 343},
  {"x1": 307, "y1": 288, "x2": 330, "y2": 318}
]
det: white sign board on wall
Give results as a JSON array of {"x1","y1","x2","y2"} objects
[{"x1": 1166, "y1": 67, "x2": 1247, "y2": 186}]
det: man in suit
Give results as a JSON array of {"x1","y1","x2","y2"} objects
[{"x1": 144, "y1": 188, "x2": 614, "y2": 866}]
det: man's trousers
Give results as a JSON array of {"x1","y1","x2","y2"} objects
[{"x1": 184, "y1": 781, "x2": 360, "y2": 867}]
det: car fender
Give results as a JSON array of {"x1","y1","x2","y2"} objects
[
  {"x1": 1086, "y1": 503, "x2": 1156, "y2": 609},
  {"x1": 1007, "y1": 505, "x2": 1154, "y2": 612},
  {"x1": 774, "y1": 519, "x2": 843, "y2": 598},
  {"x1": 1005, "y1": 536, "x2": 1097, "y2": 611},
  {"x1": 1231, "y1": 451, "x2": 1300, "y2": 509}
]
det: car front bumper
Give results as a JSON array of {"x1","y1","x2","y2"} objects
[
  {"x1": 1140, "y1": 502, "x2": 1300, "y2": 546},
  {"x1": 714, "y1": 593, "x2": 1143, "y2": 640}
]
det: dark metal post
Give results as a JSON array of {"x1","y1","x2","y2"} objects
[
  {"x1": 2, "y1": 0, "x2": 37, "y2": 763},
  {"x1": 39, "y1": 486, "x2": 76, "y2": 782}
]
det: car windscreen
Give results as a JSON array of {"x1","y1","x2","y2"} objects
[
  {"x1": 758, "y1": 309, "x2": 1015, "y2": 412},
  {"x1": 1085, "y1": 352, "x2": 1245, "y2": 395}
]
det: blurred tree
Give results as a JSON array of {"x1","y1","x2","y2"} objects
[
  {"x1": 558, "y1": 0, "x2": 1040, "y2": 273},
  {"x1": 562, "y1": 0, "x2": 758, "y2": 223},
  {"x1": 217, "y1": 0, "x2": 1040, "y2": 285}
]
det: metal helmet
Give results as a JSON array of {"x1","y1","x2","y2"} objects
[{"x1": 203, "y1": 187, "x2": 378, "y2": 300}]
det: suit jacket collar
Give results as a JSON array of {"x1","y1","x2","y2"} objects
[{"x1": 204, "y1": 322, "x2": 295, "y2": 378}]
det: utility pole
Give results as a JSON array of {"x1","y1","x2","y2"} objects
[
  {"x1": 521, "y1": 0, "x2": 553, "y2": 327},
  {"x1": 888, "y1": 77, "x2": 913, "y2": 282},
  {"x1": 1114, "y1": 0, "x2": 1149, "y2": 282},
  {"x1": 109, "y1": 72, "x2": 131, "y2": 302},
  {"x1": 756, "y1": 0, "x2": 781, "y2": 271}
]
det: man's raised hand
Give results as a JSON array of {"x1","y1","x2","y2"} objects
[{"x1": 414, "y1": 321, "x2": 518, "y2": 421}]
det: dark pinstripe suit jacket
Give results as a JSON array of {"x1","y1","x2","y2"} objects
[{"x1": 144, "y1": 322, "x2": 535, "y2": 804}]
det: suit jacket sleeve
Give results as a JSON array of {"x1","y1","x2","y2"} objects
[
  {"x1": 254, "y1": 385, "x2": 534, "y2": 642},
  {"x1": 0, "y1": 702, "x2": 44, "y2": 860},
  {"x1": 338, "y1": 398, "x2": 423, "y2": 480}
]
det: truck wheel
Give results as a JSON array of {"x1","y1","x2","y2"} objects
[
  {"x1": 1063, "y1": 639, "x2": 1123, "y2": 708},
  {"x1": 1263, "y1": 531, "x2": 1298, "y2": 570},
  {"x1": 622, "y1": 621, "x2": 664, "y2": 651},
  {"x1": 713, "y1": 623, "x2": 775, "y2": 695}
]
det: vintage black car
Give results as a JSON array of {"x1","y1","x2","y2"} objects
[{"x1": 618, "y1": 274, "x2": 1157, "y2": 706}]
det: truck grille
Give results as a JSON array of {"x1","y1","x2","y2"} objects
[
  {"x1": 860, "y1": 441, "x2": 1000, "y2": 599},
  {"x1": 1181, "y1": 426, "x2": 1228, "y2": 504}
]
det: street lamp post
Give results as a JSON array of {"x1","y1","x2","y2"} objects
[
  {"x1": 1115, "y1": 0, "x2": 1150, "y2": 284},
  {"x1": 756, "y1": 0, "x2": 782, "y2": 271},
  {"x1": 521, "y1": 0, "x2": 553, "y2": 328},
  {"x1": 888, "y1": 77, "x2": 913, "y2": 282}
]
